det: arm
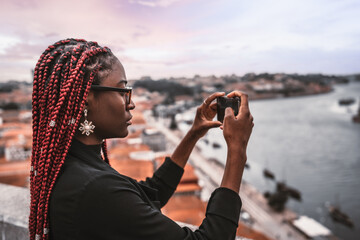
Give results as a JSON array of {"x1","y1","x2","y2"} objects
[
  {"x1": 170, "y1": 128, "x2": 201, "y2": 168},
  {"x1": 140, "y1": 92, "x2": 225, "y2": 205},
  {"x1": 220, "y1": 91, "x2": 254, "y2": 193},
  {"x1": 171, "y1": 92, "x2": 225, "y2": 168},
  {"x1": 140, "y1": 157, "x2": 184, "y2": 207}
]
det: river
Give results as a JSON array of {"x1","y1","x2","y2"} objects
[{"x1": 180, "y1": 82, "x2": 360, "y2": 240}]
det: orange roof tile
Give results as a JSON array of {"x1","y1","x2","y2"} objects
[
  {"x1": 0, "y1": 159, "x2": 30, "y2": 173},
  {"x1": 236, "y1": 222, "x2": 274, "y2": 240},
  {"x1": 0, "y1": 159, "x2": 30, "y2": 187},
  {"x1": 131, "y1": 110, "x2": 146, "y2": 125},
  {"x1": 180, "y1": 164, "x2": 198, "y2": 183},
  {"x1": 0, "y1": 122, "x2": 24, "y2": 129},
  {"x1": 0, "y1": 173, "x2": 29, "y2": 187},
  {"x1": 162, "y1": 195, "x2": 206, "y2": 226},
  {"x1": 109, "y1": 144, "x2": 151, "y2": 160},
  {"x1": 0, "y1": 157, "x2": 7, "y2": 164},
  {"x1": 110, "y1": 159, "x2": 154, "y2": 181},
  {"x1": 155, "y1": 158, "x2": 198, "y2": 184},
  {"x1": 2, "y1": 128, "x2": 32, "y2": 138},
  {"x1": 175, "y1": 183, "x2": 201, "y2": 193}
]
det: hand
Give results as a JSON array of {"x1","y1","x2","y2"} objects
[
  {"x1": 190, "y1": 92, "x2": 225, "y2": 138},
  {"x1": 223, "y1": 91, "x2": 254, "y2": 150}
]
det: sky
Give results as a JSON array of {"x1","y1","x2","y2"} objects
[{"x1": 0, "y1": 0, "x2": 360, "y2": 82}]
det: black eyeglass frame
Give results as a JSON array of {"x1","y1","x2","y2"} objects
[{"x1": 90, "y1": 85, "x2": 132, "y2": 105}]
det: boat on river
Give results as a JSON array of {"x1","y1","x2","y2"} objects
[
  {"x1": 212, "y1": 142, "x2": 221, "y2": 148},
  {"x1": 328, "y1": 205, "x2": 354, "y2": 228},
  {"x1": 286, "y1": 186, "x2": 302, "y2": 201},
  {"x1": 263, "y1": 169, "x2": 275, "y2": 180},
  {"x1": 266, "y1": 190, "x2": 288, "y2": 212},
  {"x1": 277, "y1": 182, "x2": 302, "y2": 201},
  {"x1": 338, "y1": 97, "x2": 355, "y2": 105}
]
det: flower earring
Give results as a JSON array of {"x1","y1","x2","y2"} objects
[{"x1": 78, "y1": 107, "x2": 95, "y2": 136}]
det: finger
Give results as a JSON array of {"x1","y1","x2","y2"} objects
[
  {"x1": 209, "y1": 102, "x2": 217, "y2": 111},
  {"x1": 227, "y1": 91, "x2": 249, "y2": 112},
  {"x1": 240, "y1": 93, "x2": 249, "y2": 111},
  {"x1": 226, "y1": 90, "x2": 245, "y2": 98},
  {"x1": 206, "y1": 121, "x2": 222, "y2": 129},
  {"x1": 224, "y1": 107, "x2": 234, "y2": 120},
  {"x1": 204, "y1": 92, "x2": 225, "y2": 105},
  {"x1": 220, "y1": 125, "x2": 223, "y2": 130}
]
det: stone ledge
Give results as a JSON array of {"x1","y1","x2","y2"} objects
[
  {"x1": 0, "y1": 183, "x2": 29, "y2": 228},
  {"x1": 0, "y1": 183, "x2": 30, "y2": 239}
]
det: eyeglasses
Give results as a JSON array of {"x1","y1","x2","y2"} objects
[{"x1": 90, "y1": 85, "x2": 132, "y2": 105}]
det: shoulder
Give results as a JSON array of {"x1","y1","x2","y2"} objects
[
  {"x1": 59, "y1": 152, "x2": 138, "y2": 193},
  {"x1": 75, "y1": 172, "x2": 145, "y2": 219},
  {"x1": 83, "y1": 172, "x2": 140, "y2": 196},
  {"x1": 76, "y1": 172, "x2": 149, "y2": 222}
]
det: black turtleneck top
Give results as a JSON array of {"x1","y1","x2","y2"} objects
[{"x1": 49, "y1": 138, "x2": 242, "y2": 240}]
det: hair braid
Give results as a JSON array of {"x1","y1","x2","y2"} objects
[
  {"x1": 34, "y1": 46, "x2": 89, "y2": 234},
  {"x1": 102, "y1": 139, "x2": 110, "y2": 164},
  {"x1": 41, "y1": 69, "x2": 100, "y2": 232},
  {"x1": 29, "y1": 39, "x2": 86, "y2": 237},
  {"x1": 29, "y1": 38, "x2": 116, "y2": 240}
]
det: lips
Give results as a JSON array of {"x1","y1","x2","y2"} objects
[{"x1": 126, "y1": 115, "x2": 133, "y2": 125}]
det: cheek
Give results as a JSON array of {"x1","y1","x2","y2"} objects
[
  {"x1": 92, "y1": 95, "x2": 126, "y2": 127},
  {"x1": 107, "y1": 96, "x2": 127, "y2": 121}
]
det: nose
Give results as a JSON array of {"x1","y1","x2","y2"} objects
[{"x1": 127, "y1": 99, "x2": 135, "y2": 110}]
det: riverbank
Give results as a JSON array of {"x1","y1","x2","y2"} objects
[{"x1": 248, "y1": 84, "x2": 333, "y2": 101}]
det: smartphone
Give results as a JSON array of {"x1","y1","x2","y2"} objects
[{"x1": 217, "y1": 96, "x2": 240, "y2": 123}]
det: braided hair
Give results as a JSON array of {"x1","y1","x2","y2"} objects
[{"x1": 29, "y1": 38, "x2": 117, "y2": 240}]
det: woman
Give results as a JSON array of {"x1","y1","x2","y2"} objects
[{"x1": 29, "y1": 38, "x2": 254, "y2": 240}]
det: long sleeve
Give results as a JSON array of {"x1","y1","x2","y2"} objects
[
  {"x1": 76, "y1": 174, "x2": 242, "y2": 240},
  {"x1": 139, "y1": 157, "x2": 184, "y2": 207}
]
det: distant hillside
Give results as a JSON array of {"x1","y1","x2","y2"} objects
[
  {"x1": 0, "y1": 80, "x2": 32, "y2": 93},
  {"x1": 133, "y1": 79, "x2": 194, "y2": 96}
]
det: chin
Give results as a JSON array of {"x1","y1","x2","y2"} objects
[
  {"x1": 119, "y1": 129, "x2": 129, "y2": 138},
  {"x1": 107, "y1": 129, "x2": 128, "y2": 139}
]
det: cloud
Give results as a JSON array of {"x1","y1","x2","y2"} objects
[
  {"x1": 128, "y1": 0, "x2": 182, "y2": 8},
  {"x1": 0, "y1": 35, "x2": 22, "y2": 54},
  {"x1": 0, "y1": 0, "x2": 359, "y2": 82},
  {"x1": 0, "y1": 42, "x2": 44, "y2": 61},
  {"x1": 132, "y1": 26, "x2": 152, "y2": 40}
]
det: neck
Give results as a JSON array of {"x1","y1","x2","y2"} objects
[{"x1": 74, "y1": 132, "x2": 104, "y2": 145}]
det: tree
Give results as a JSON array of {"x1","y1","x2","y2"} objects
[{"x1": 169, "y1": 114, "x2": 177, "y2": 130}]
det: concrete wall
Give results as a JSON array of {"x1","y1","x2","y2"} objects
[{"x1": 0, "y1": 183, "x2": 29, "y2": 240}]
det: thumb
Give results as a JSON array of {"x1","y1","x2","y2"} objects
[
  {"x1": 224, "y1": 107, "x2": 234, "y2": 119},
  {"x1": 206, "y1": 121, "x2": 222, "y2": 129}
]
